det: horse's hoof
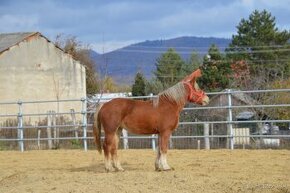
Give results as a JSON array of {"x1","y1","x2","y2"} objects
[
  {"x1": 105, "y1": 167, "x2": 115, "y2": 173},
  {"x1": 116, "y1": 168, "x2": 125, "y2": 172},
  {"x1": 155, "y1": 168, "x2": 162, "y2": 172},
  {"x1": 155, "y1": 167, "x2": 174, "y2": 172}
]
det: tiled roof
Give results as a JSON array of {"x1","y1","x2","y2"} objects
[{"x1": 0, "y1": 32, "x2": 38, "y2": 53}]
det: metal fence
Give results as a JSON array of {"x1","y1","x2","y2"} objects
[{"x1": 0, "y1": 89, "x2": 290, "y2": 152}]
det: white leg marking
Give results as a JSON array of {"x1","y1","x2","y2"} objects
[
  {"x1": 105, "y1": 157, "x2": 114, "y2": 172},
  {"x1": 159, "y1": 153, "x2": 171, "y2": 170},
  {"x1": 112, "y1": 155, "x2": 124, "y2": 171},
  {"x1": 155, "y1": 148, "x2": 171, "y2": 171},
  {"x1": 155, "y1": 148, "x2": 161, "y2": 171}
]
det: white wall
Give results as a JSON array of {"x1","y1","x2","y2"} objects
[{"x1": 0, "y1": 35, "x2": 86, "y2": 123}]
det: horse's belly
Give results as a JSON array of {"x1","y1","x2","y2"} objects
[
  {"x1": 125, "y1": 127, "x2": 158, "y2": 135},
  {"x1": 121, "y1": 116, "x2": 158, "y2": 135}
]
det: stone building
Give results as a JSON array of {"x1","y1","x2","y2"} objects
[{"x1": 0, "y1": 32, "x2": 86, "y2": 123}]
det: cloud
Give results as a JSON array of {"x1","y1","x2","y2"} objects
[
  {"x1": 0, "y1": 0, "x2": 289, "y2": 52},
  {"x1": 0, "y1": 14, "x2": 38, "y2": 32}
]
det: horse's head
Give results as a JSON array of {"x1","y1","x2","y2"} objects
[{"x1": 182, "y1": 69, "x2": 209, "y2": 105}]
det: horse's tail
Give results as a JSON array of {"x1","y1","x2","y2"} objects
[{"x1": 93, "y1": 103, "x2": 103, "y2": 154}]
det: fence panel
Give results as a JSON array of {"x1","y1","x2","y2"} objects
[{"x1": 1, "y1": 89, "x2": 290, "y2": 151}]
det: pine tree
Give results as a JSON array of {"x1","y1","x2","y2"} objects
[
  {"x1": 154, "y1": 48, "x2": 185, "y2": 87},
  {"x1": 200, "y1": 44, "x2": 232, "y2": 91},
  {"x1": 145, "y1": 78, "x2": 164, "y2": 95},
  {"x1": 227, "y1": 10, "x2": 290, "y2": 89},
  {"x1": 179, "y1": 51, "x2": 201, "y2": 77},
  {"x1": 132, "y1": 72, "x2": 146, "y2": 96}
]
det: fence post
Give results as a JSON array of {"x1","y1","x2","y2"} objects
[
  {"x1": 122, "y1": 129, "x2": 129, "y2": 149},
  {"x1": 51, "y1": 111, "x2": 58, "y2": 148},
  {"x1": 37, "y1": 123, "x2": 41, "y2": 150},
  {"x1": 70, "y1": 109, "x2": 79, "y2": 140},
  {"x1": 149, "y1": 93, "x2": 157, "y2": 151},
  {"x1": 227, "y1": 89, "x2": 234, "y2": 150},
  {"x1": 47, "y1": 111, "x2": 53, "y2": 149},
  {"x1": 210, "y1": 123, "x2": 214, "y2": 144},
  {"x1": 17, "y1": 100, "x2": 24, "y2": 152},
  {"x1": 152, "y1": 134, "x2": 156, "y2": 151},
  {"x1": 81, "y1": 98, "x2": 87, "y2": 151},
  {"x1": 204, "y1": 123, "x2": 210, "y2": 150}
]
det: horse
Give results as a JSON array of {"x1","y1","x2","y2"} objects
[{"x1": 93, "y1": 69, "x2": 209, "y2": 172}]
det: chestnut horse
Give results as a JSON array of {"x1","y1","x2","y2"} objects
[{"x1": 93, "y1": 69, "x2": 209, "y2": 172}]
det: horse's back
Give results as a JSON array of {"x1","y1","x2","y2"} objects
[{"x1": 99, "y1": 98, "x2": 150, "y2": 120}]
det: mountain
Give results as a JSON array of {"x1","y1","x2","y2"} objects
[{"x1": 91, "y1": 36, "x2": 231, "y2": 85}]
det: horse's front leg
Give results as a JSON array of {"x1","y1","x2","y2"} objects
[{"x1": 155, "y1": 131, "x2": 172, "y2": 171}]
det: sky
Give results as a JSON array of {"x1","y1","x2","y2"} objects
[{"x1": 0, "y1": 0, "x2": 290, "y2": 53}]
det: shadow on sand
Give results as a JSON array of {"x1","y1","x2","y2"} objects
[{"x1": 68, "y1": 162, "x2": 140, "y2": 173}]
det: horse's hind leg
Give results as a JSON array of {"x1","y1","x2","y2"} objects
[
  {"x1": 111, "y1": 129, "x2": 124, "y2": 171},
  {"x1": 103, "y1": 133, "x2": 115, "y2": 172}
]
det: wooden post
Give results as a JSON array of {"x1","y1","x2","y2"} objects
[
  {"x1": 37, "y1": 128, "x2": 41, "y2": 150},
  {"x1": 47, "y1": 111, "x2": 53, "y2": 149},
  {"x1": 211, "y1": 123, "x2": 214, "y2": 144},
  {"x1": 197, "y1": 140, "x2": 200, "y2": 150},
  {"x1": 36, "y1": 122, "x2": 41, "y2": 150},
  {"x1": 204, "y1": 123, "x2": 210, "y2": 150}
]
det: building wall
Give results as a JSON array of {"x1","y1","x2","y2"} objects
[{"x1": 0, "y1": 35, "x2": 86, "y2": 123}]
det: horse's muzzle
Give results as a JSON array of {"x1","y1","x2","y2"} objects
[{"x1": 202, "y1": 96, "x2": 209, "y2": 106}]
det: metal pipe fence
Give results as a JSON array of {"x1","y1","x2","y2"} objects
[{"x1": 0, "y1": 89, "x2": 290, "y2": 151}]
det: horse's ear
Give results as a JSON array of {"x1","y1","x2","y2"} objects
[
  {"x1": 182, "y1": 69, "x2": 202, "y2": 82},
  {"x1": 193, "y1": 69, "x2": 202, "y2": 78}
]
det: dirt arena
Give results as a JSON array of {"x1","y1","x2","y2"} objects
[{"x1": 0, "y1": 149, "x2": 289, "y2": 193}]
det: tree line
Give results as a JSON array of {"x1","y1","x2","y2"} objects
[
  {"x1": 54, "y1": 10, "x2": 290, "y2": 97},
  {"x1": 132, "y1": 10, "x2": 290, "y2": 128},
  {"x1": 54, "y1": 10, "x2": 290, "y2": 128},
  {"x1": 132, "y1": 10, "x2": 290, "y2": 96}
]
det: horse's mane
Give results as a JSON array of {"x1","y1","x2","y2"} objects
[{"x1": 153, "y1": 82, "x2": 187, "y2": 107}]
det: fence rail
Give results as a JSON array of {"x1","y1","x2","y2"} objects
[{"x1": 0, "y1": 89, "x2": 290, "y2": 151}]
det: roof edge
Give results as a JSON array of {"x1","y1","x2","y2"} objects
[
  {"x1": 0, "y1": 32, "x2": 86, "y2": 68},
  {"x1": 0, "y1": 32, "x2": 39, "y2": 54}
]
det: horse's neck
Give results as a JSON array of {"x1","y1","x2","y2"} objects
[{"x1": 159, "y1": 98, "x2": 185, "y2": 113}]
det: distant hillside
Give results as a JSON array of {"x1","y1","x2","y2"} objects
[{"x1": 91, "y1": 36, "x2": 231, "y2": 84}]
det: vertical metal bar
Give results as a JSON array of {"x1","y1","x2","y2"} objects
[
  {"x1": 17, "y1": 100, "x2": 24, "y2": 152},
  {"x1": 37, "y1": 127, "x2": 41, "y2": 149},
  {"x1": 151, "y1": 134, "x2": 156, "y2": 151},
  {"x1": 149, "y1": 93, "x2": 156, "y2": 151},
  {"x1": 197, "y1": 140, "x2": 200, "y2": 150},
  {"x1": 52, "y1": 111, "x2": 58, "y2": 148},
  {"x1": 122, "y1": 129, "x2": 129, "y2": 149},
  {"x1": 204, "y1": 123, "x2": 210, "y2": 150},
  {"x1": 169, "y1": 135, "x2": 173, "y2": 149},
  {"x1": 227, "y1": 89, "x2": 234, "y2": 150},
  {"x1": 81, "y1": 98, "x2": 87, "y2": 151},
  {"x1": 47, "y1": 111, "x2": 53, "y2": 149}
]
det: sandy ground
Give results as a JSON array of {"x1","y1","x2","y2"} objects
[{"x1": 0, "y1": 149, "x2": 289, "y2": 193}]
